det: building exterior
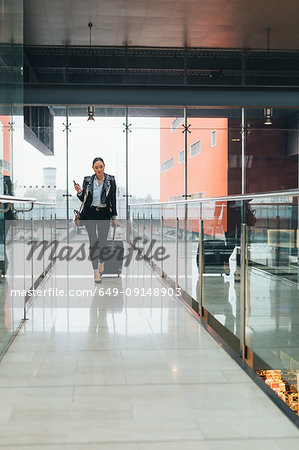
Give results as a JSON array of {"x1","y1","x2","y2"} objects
[
  {"x1": 160, "y1": 117, "x2": 228, "y2": 201},
  {"x1": 161, "y1": 116, "x2": 298, "y2": 201}
]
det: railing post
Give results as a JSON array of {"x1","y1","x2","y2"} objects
[
  {"x1": 132, "y1": 212, "x2": 134, "y2": 240},
  {"x1": 176, "y1": 217, "x2": 179, "y2": 288},
  {"x1": 127, "y1": 205, "x2": 130, "y2": 242},
  {"x1": 54, "y1": 213, "x2": 57, "y2": 241},
  {"x1": 23, "y1": 212, "x2": 26, "y2": 321},
  {"x1": 143, "y1": 213, "x2": 145, "y2": 256},
  {"x1": 23, "y1": 212, "x2": 25, "y2": 293},
  {"x1": 161, "y1": 215, "x2": 164, "y2": 276},
  {"x1": 50, "y1": 214, "x2": 53, "y2": 267},
  {"x1": 31, "y1": 217, "x2": 34, "y2": 288},
  {"x1": 150, "y1": 213, "x2": 153, "y2": 263},
  {"x1": 199, "y1": 219, "x2": 204, "y2": 317},
  {"x1": 42, "y1": 216, "x2": 45, "y2": 277},
  {"x1": 240, "y1": 222, "x2": 248, "y2": 359}
]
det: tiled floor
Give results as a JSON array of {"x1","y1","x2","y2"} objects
[{"x1": 0, "y1": 249, "x2": 298, "y2": 448}]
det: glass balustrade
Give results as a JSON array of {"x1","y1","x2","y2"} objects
[
  {"x1": 1, "y1": 204, "x2": 56, "y2": 358},
  {"x1": 130, "y1": 191, "x2": 299, "y2": 417}
]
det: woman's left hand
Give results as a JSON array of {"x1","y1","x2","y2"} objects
[{"x1": 112, "y1": 218, "x2": 118, "y2": 228}]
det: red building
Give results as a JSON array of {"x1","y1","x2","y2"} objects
[{"x1": 160, "y1": 117, "x2": 228, "y2": 201}]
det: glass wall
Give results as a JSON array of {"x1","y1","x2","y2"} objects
[
  {"x1": 11, "y1": 106, "x2": 299, "y2": 232},
  {"x1": 127, "y1": 106, "x2": 299, "y2": 418},
  {"x1": 66, "y1": 107, "x2": 126, "y2": 279},
  {"x1": 128, "y1": 108, "x2": 185, "y2": 204},
  {"x1": 1, "y1": 92, "x2": 299, "y2": 409},
  {"x1": 187, "y1": 109, "x2": 242, "y2": 198},
  {"x1": 66, "y1": 107, "x2": 126, "y2": 218},
  {"x1": 245, "y1": 109, "x2": 298, "y2": 194},
  {"x1": 130, "y1": 192, "x2": 299, "y2": 416},
  {"x1": 0, "y1": 0, "x2": 24, "y2": 353},
  {"x1": 246, "y1": 194, "x2": 299, "y2": 367},
  {"x1": 22, "y1": 107, "x2": 67, "y2": 220}
]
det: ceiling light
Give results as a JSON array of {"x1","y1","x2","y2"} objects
[
  {"x1": 87, "y1": 106, "x2": 95, "y2": 121},
  {"x1": 264, "y1": 107, "x2": 273, "y2": 125}
]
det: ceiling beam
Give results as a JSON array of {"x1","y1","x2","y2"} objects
[{"x1": 24, "y1": 84, "x2": 299, "y2": 108}]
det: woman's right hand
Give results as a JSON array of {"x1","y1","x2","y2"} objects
[{"x1": 74, "y1": 183, "x2": 82, "y2": 194}]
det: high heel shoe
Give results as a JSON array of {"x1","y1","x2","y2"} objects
[{"x1": 93, "y1": 269, "x2": 102, "y2": 284}]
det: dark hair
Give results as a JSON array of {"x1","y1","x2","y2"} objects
[{"x1": 92, "y1": 157, "x2": 105, "y2": 166}]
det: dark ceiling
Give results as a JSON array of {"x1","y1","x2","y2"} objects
[
  {"x1": 18, "y1": 1, "x2": 299, "y2": 108},
  {"x1": 24, "y1": 0, "x2": 299, "y2": 50}
]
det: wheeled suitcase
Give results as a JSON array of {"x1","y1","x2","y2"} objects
[{"x1": 102, "y1": 227, "x2": 124, "y2": 276}]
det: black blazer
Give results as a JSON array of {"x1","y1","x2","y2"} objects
[{"x1": 77, "y1": 173, "x2": 117, "y2": 218}]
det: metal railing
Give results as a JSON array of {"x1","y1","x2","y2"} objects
[
  {"x1": 129, "y1": 190, "x2": 299, "y2": 380},
  {"x1": 130, "y1": 189, "x2": 299, "y2": 206},
  {"x1": 2, "y1": 198, "x2": 57, "y2": 319},
  {"x1": 0, "y1": 199, "x2": 58, "y2": 361}
]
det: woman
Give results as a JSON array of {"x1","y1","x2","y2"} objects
[{"x1": 74, "y1": 157, "x2": 118, "y2": 284}]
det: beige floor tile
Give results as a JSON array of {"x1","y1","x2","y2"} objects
[
  {"x1": 0, "y1": 259, "x2": 297, "y2": 447},
  {"x1": 66, "y1": 418, "x2": 204, "y2": 443},
  {"x1": 0, "y1": 422, "x2": 69, "y2": 446},
  {"x1": 0, "y1": 445, "x2": 138, "y2": 450},
  {"x1": 195, "y1": 408, "x2": 299, "y2": 439},
  {"x1": 198, "y1": 440, "x2": 281, "y2": 450},
  {"x1": 138, "y1": 442, "x2": 208, "y2": 450},
  {"x1": 275, "y1": 438, "x2": 299, "y2": 450},
  {"x1": 2, "y1": 351, "x2": 35, "y2": 362}
]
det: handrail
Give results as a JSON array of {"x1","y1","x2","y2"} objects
[
  {"x1": 0, "y1": 195, "x2": 36, "y2": 213},
  {"x1": 0, "y1": 195, "x2": 36, "y2": 203},
  {"x1": 0, "y1": 196, "x2": 55, "y2": 213},
  {"x1": 129, "y1": 189, "x2": 299, "y2": 207},
  {"x1": 33, "y1": 201, "x2": 56, "y2": 206}
]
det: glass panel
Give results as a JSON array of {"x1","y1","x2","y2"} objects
[
  {"x1": 162, "y1": 204, "x2": 177, "y2": 285},
  {"x1": 0, "y1": 0, "x2": 23, "y2": 354},
  {"x1": 22, "y1": 108, "x2": 67, "y2": 218},
  {"x1": 177, "y1": 203, "x2": 194, "y2": 296},
  {"x1": 187, "y1": 108, "x2": 242, "y2": 197},
  {"x1": 202, "y1": 199, "x2": 241, "y2": 350},
  {"x1": 246, "y1": 109, "x2": 298, "y2": 193},
  {"x1": 151, "y1": 204, "x2": 161, "y2": 272},
  {"x1": 68, "y1": 107, "x2": 126, "y2": 219},
  {"x1": 185, "y1": 202, "x2": 200, "y2": 301},
  {"x1": 128, "y1": 108, "x2": 185, "y2": 287},
  {"x1": 246, "y1": 194, "x2": 299, "y2": 362},
  {"x1": 128, "y1": 107, "x2": 185, "y2": 204},
  {"x1": 64, "y1": 107, "x2": 126, "y2": 280},
  {"x1": 19, "y1": 113, "x2": 67, "y2": 297},
  {"x1": 246, "y1": 194, "x2": 299, "y2": 413}
]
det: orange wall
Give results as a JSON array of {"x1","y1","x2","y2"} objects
[
  {"x1": 160, "y1": 117, "x2": 228, "y2": 201},
  {"x1": 160, "y1": 119, "x2": 185, "y2": 201}
]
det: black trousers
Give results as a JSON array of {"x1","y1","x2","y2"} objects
[{"x1": 84, "y1": 207, "x2": 111, "y2": 270}]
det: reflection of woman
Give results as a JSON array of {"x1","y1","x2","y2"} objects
[
  {"x1": 74, "y1": 157, "x2": 118, "y2": 284},
  {"x1": 89, "y1": 279, "x2": 124, "y2": 331}
]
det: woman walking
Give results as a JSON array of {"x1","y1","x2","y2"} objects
[{"x1": 74, "y1": 157, "x2": 118, "y2": 283}]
